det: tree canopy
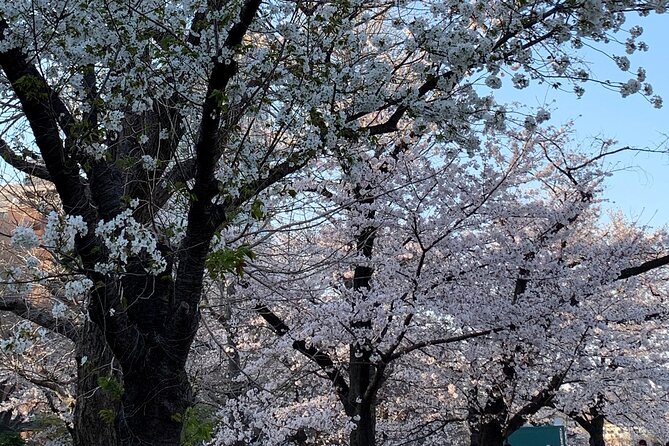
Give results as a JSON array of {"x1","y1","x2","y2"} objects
[{"x1": 0, "y1": 1, "x2": 668, "y2": 445}]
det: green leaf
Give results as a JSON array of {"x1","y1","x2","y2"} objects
[
  {"x1": 98, "y1": 375, "x2": 124, "y2": 402},
  {"x1": 209, "y1": 89, "x2": 228, "y2": 110},
  {"x1": 250, "y1": 199, "x2": 264, "y2": 220},
  {"x1": 179, "y1": 405, "x2": 214, "y2": 446},
  {"x1": 0, "y1": 432, "x2": 25, "y2": 445},
  {"x1": 14, "y1": 75, "x2": 47, "y2": 102},
  {"x1": 98, "y1": 409, "x2": 116, "y2": 425},
  {"x1": 205, "y1": 245, "x2": 255, "y2": 280},
  {"x1": 308, "y1": 107, "x2": 327, "y2": 135}
]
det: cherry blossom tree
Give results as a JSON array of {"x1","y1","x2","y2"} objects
[
  {"x1": 557, "y1": 276, "x2": 669, "y2": 446},
  {"x1": 200, "y1": 127, "x2": 669, "y2": 446},
  {"x1": 0, "y1": 0, "x2": 668, "y2": 445}
]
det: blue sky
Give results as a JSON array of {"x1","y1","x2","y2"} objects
[{"x1": 494, "y1": 13, "x2": 669, "y2": 228}]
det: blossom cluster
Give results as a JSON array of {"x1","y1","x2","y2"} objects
[
  {"x1": 10, "y1": 225, "x2": 40, "y2": 249},
  {"x1": 0, "y1": 321, "x2": 42, "y2": 354},
  {"x1": 43, "y1": 212, "x2": 88, "y2": 253},
  {"x1": 94, "y1": 205, "x2": 167, "y2": 274},
  {"x1": 64, "y1": 277, "x2": 94, "y2": 302}
]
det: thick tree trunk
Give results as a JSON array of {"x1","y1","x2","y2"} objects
[
  {"x1": 468, "y1": 389, "x2": 508, "y2": 446},
  {"x1": 117, "y1": 357, "x2": 191, "y2": 446},
  {"x1": 73, "y1": 320, "x2": 119, "y2": 446},
  {"x1": 108, "y1": 271, "x2": 195, "y2": 445}
]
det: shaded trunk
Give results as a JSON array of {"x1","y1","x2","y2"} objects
[
  {"x1": 470, "y1": 420, "x2": 505, "y2": 446},
  {"x1": 468, "y1": 389, "x2": 508, "y2": 446},
  {"x1": 348, "y1": 338, "x2": 376, "y2": 446},
  {"x1": 348, "y1": 399, "x2": 375, "y2": 446},
  {"x1": 348, "y1": 212, "x2": 377, "y2": 446},
  {"x1": 112, "y1": 280, "x2": 194, "y2": 445},
  {"x1": 571, "y1": 403, "x2": 607, "y2": 446},
  {"x1": 586, "y1": 416, "x2": 606, "y2": 446},
  {"x1": 73, "y1": 319, "x2": 119, "y2": 446},
  {"x1": 104, "y1": 268, "x2": 196, "y2": 446},
  {"x1": 117, "y1": 354, "x2": 191, "y2": 446}
]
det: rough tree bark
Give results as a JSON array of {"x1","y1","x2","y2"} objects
[
  {"x1": 73, "y1": 320, "x2": 119, "y2": 446},
  {"x1": 468, "y1": 388, "x2": 509, "y2": 446},
  {"x1": 586, "y1": 416, "x2": 607, "y2": 446},
  {"x1": 347, "y1": 208, "x2": 379, "y2": 446}
]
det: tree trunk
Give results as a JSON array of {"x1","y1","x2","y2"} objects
[
  {"x1": 348, "y1": 255, "x2": 377, "y2": 446},
  {"x1": 117, "y1": 355, "x2": 192, "y2": 446},
  {"x1": 90, "y1": 258, "x2": 198, "y2": 445},
  {"x1": 468, "y1": 390, "x2": 508, "y2": 446},
  {"x1": 348, "y1": 342, "x2": 375, "y2": 446},
  {"x1": 350, "y1": 403, "x2": 376, "y2": 446},
  {"x1": 587, "y1": 416, "x2": 606, "y2": 446},
  {"x1": 73, "y1": 319, "x2": 119, "y2": 446},
  {"x1": 470, "y1": 420, "x2": 505, "y2": 446},
  {"x1": 348, "y1": 400, "x2": 375, "y2": 446},
  {"x1": 572, "y1": 405, "x2": 607, "y2": 446}
]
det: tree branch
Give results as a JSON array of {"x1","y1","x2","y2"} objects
[
  {"x1": 350, "y1": 5, "x2": 581, "y2": 137},
  {"x1": 255, "y1": 304, "x2": 351, "y2": 406},
  {"x1": 617, "y1": 254, "x2": 669, "y2": 280},
  {"x1": 171, "y1": 0, "x2": 263, "y2": 346},
  {"x1": 0, "y1": 20, "x2": 95, "y2": 222},
  {"x1": 506, "y1": 373, "x2": 563, "y2": 434},
  {"x1": 506, "y1": 328, "x2": 589, "y2": 434},
  {"x1": 361, "y1": 72, "x2": 456, "y2": 136},
  {"x1": 385, "y1": 326, "x2": 507, "y2": 362},
  {"x1": 0, "y1": 19, "x2": 142, "y2": 364},
  {"x1": 0, "y1": 21, "x2": 76, "y2": 137},
  {"x1": 0, "y1": 294, "x2": 79, "y2": 341},
  {"x1": 0, "y1": 137, "x2": 52, "y2": 181}
]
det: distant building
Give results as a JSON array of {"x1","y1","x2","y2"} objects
[
  {"x1": 0, "y1": 178, "x2": 57, "y2": 261},
  {"x1": 0, "y1": 178, "x2": 58, "y2": 307}
]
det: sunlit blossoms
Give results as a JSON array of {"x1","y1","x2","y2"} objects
[
  {"x1": 0, "y1": 0, "x2": 668, "y2": 445},
  {"x1": 0, "y1": 321, "x2": 38, "y2": 354}
]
